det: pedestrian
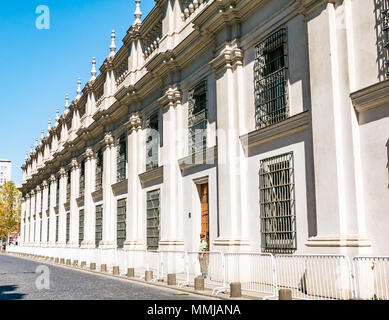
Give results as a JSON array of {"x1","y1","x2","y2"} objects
[{"x1": 198, "y1": 234, "x2": 209, "y2": 279}]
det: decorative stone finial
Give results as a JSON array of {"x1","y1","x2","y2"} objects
[
  {"x1": 25, "y1": 152, "x2": 28, "y2": 160},
  {"x1": 30, "y1": 145, "x2": 33, "y2": 154},
  {"x1": 90, "y1": 57, "x2": 97, "y2": 81},
  {"x1": 47, "y1": 119, "x2": 51, "y2": 133},
  {"x1": 41, "y1": 129, "x2": 44, "y2": 141},
  {"x1": 64, "y1": 94, "x2": 70, "y2": 114},
  {"x1": 108, "y1": 30, "x2": 116, "y2": 59},
  {"x1": 35, "y1": 137, "x2": 38, "y2": 148},
  {"x1": 133, "y1": 0, "x2": 142, "y2": 25},
  {"x1": 76, "y1": 78, "x2": 82, "y2": 100},
  {"x1": 54, "y1": 108, "x2": 60, "y2": 127}
]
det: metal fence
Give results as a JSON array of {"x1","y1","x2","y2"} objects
[{"x1": 6, "y1": 245, "x2": 389, "y2": 300}]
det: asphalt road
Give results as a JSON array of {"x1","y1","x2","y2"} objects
[{"x1": 0, "y1": 254, "x2": 212, "y2": 300}]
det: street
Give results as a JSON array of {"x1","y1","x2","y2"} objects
[{"x1": 0, "y1": 254, "x2": 212, "y2": 300}]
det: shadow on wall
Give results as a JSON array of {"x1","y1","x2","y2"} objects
[
  {"x1": 386, "y1": 139, "x2": 389, "y2": 189},
  {"x1": 0, "y1": 285, "x2": 26, "y2": 300},
  {"x1": 374, "y1": 0, "x2": 388, "y2": 81}
]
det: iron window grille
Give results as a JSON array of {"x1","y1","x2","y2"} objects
[
  {"x1": 55, "y1": 214, "x2": 59, "y2": 243},
  {"x1": 79, "y1": 209, "x2": 84, "y2": 246},
  {"x1": 95, "y1": 150, "x2": 103, "y2": 190},
  {"x1": 79, "y1": 160, "x2": 85, "y2": 197},
  {"x1": 383, "y1": 0, "x2": 389, "y2": 76},
  {"x1": 145, "y1": 113, "x2": 159, "y2": 171},
  {"x1": 146, "y1": 189, "x2": 160, "y2": 251},
  {"x1": 117, "y1": 135, "x2": 127, "y2": 182},
  {"x1": 254, "y1": 28, "x2": 289, "y2": 129},
  {"x1": 56, "y1": 178, "x2": 59, "y2": 206},
  {"x1": 117, "y1": 199, "x2": 126, "y2": 248},
  {"x1": 95, "y1": 205, "x2": 103, "y2": 247},
  {"x1": 66, "y1": 212, "x2": 70, "y2": 243},
  {"x1": 66, "y1": 171, "x2": 71, "y2": 202},
  {"x1": 188, "y1": 80, "x2": 208, "y2": 155},
  {"x1": 259, "y1": 152, "x2": 296, "y2": 252}
]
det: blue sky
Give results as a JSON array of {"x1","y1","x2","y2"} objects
[{"x1": 0, "y1": 0, "x2": 154, "y2": 185}]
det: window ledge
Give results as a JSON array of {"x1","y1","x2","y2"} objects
[
  {"x1": 178, "y1": 146, "x2": 218, "y2": 174},
  {"x1": 240, "y1": 110, "x2": 310, "y2": 152},
  {"x1": 138, "y1": 166, "x2": 164, "y2": 188},
  {"x1": 350, "y1": 79, "x2": 389, "y2": 113},
  {"x1": 112, "y1": 179, "x2": 128, "y2": 196},
  {"x1": 91, "y1": 188, "x2": 103, "y2": 202}
]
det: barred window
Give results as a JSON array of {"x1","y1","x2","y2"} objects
[
  {"x1": 95, "y1": 149, "x2": 103, "y2": 190},
  {"x1": 95, "y1": 204, "x2": 103, "y2": 247},
  {"x1": 66, "y1": 212, "x2": 70, "y2": 243},
  {"x1": 188, "y1": 80, "x2": 207, "y2": 155},
  {"x1": 383, "y1": 0, "x2": 389, "y2": 76},
  {"x1": 66, "y1": 171, "x2": 71, "y2": 202},
  {"x1": 145, "y1": 113, "x2": 159, "y2": 171},
  {"x1": 47, "y1": 187, "x2": 50, "y2": 209},
  {"x1": 79, "y1": 209, "x2": 84, "y2": 246},
  {"x1": 47, "y1": 216, "x2": 50, "y2": 242},
  {"x1": 259, "y1": 152, "x2": 296, "y2": 252},
  {"x1": 117, "y1": 135, "x2": 127, "y2": 182},
  {"x1": 56, "y1": 178, "x2": 60, "y2": 206},
  {"x1": 254, "y1": 28, "x2": 288, "y2": 129},
  {"x1": 79, "y1": 160, "x2": 85, "y2": 197},
  {"x1": 40, "y1": 219, "x2": 42, "y2": 242},
  {"x1": 55, "y1": 214, "x2": 59, "y2": 243},
  {"x1": 146, "y1": 189, "x2": 160, "y2": 251},
  {"x1": 117, "y1": 199, "x2": 126, "y2": 248},
  {"x1": 41, "y1": 190, "x2": 43, "y2": 212}
]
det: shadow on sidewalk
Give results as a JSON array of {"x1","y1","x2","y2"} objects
[{"x1": 0, "y1": 285, "x2": 26, "y2": 300}]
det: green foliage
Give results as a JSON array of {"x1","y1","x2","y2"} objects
[{"x1": 0, "y1": 182, "x2": 21, "y2": 240}]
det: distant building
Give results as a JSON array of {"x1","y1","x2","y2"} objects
[{"x1": 0, "y1": 159, "x2": 11, "y2": 186}]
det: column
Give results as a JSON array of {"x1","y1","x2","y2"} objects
[
  {"x1": 20, "y1": 198, "x2": 25, "y2": 245},
  {"x1": 100, "y1": 132, "x2": 116, "y2": 248},
  {"x1": 124, "y1": 113, "x2": 143, "y2": 249},
  {"x1": 81, "y1": 147, "x2": 96, "y2": 248},
  {"x1": 41, "y1": 180, "x2": 49, "y2": 246},
  {"x1": 35, "y1": 186, "x2": 42, "y2": 244},
  {"x1": 30, "y1": 190, "x2": 36, "y2": 245},
  {"x1": 69, "y1": 159, "x2": 80, "y2": 247},
  {"x1": 58, "y1": 168, "x2": 67, "y2": 246},
  {"x1": 159, "y1": 86, "x2": 184, "y2": 249},
  {"x1": 48, "y1": 175, "x2": 57, "y2": 246},
  {"x1": 25, "y1": 194, "x2": 30, "y2": 245}
]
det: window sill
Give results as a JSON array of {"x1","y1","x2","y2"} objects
[{"x1": 240, "y1": 110, "x2": 310, "y2": 153}]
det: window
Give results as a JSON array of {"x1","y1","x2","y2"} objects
[
  {"x1": 188, "y1": 80, "x2": 207, "y2": 154},
  {"x1": 40, "y1": 219, "x2": 42, "y2": 242},
  {"x1": 47, "y1": 216, "x2": 50, "y2": 242},
  {"x1": 259, "y1": 152, "x2": 296, "y2": 252},
  {"x1": 47, "y1": 186, "x2": 50, "y2": 209},
  {"x1": 79, "y1": 209, "x2": 84, "y2": 246},
  {"x1": 146, "y1": 189, "x2": 160, "y2": 251},
  {"x1": 41, "y1": 190, "x2": 43, "y2": 213},
  {"x1": 95, "y1": 205, "x2": 103, "y2": 247},
  {"x1": 117, "y1": 199, "x2": 126, "y2": 248},
  {"x1": 66, "y1": 212, "x2": 70, "y2": 243},
  {"x1": 145, "y1": 113, "x2": 159, "y2": 171},
  {"x1": 56, "y1": 178, "x2": 59, "y2": 206},
  {"x1": 383, "y1": 0, "x2": 389, "y2": 76},
  {"x1": 117, "y1": 135, "x2": 127, "y2": 182},
  {"x1": 66, "y1": 171, "x2": 71, "y2": 202},
  {"x1": 95, "y1": 150, "x2": 103, "y2": 190},
  {"x1": 55, "y1": 214, "x2": 59, "y2": 243},
  {"x1": 254, "y1": 28, "x2": 288, "y2": 129},
  {"x1": 79, "y1": 160, "x2": 85, "y2": 197}
]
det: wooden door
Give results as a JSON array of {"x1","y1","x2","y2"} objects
[{"x1": 200, "y1": 183, "x2": 209, "y2": 248}]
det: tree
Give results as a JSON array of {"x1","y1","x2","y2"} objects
[{"x1": 0, "y1": 182, "x2": 21, "y2": 241}]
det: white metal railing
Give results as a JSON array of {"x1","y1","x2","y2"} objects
[
  {"x1": 6, "y1": 246, "x2": 389, "y2": 300},
  {"x1": 353, "y1": 256, "x2": 389, "y2": 300},
  {"x1": 275, "y1": 254, "x2": 354, "y2": 300},
  {"x1": 224, "y1": 252, "x2": 277, "y2": 299}
]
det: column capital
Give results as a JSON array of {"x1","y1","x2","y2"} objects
[
  {"x1": 42, "y1": 180, "x2": 48, "y2": 188},
  {"x1": 59, "y1": 167, "x2": 67, "y2": 178},
  {"x1": 25, "y1": 193, "x2": 30, "y2": 199},
  {"x1": 103, "y1": 132, "x2": 115, "y2": 148},
  {"x1": 85, "y1": 147, "x2": 95, "y2": 160},
  {"x1": 35, "y1": 186, "x2": 41, "y2": 192},
  {"x1": 126, "y1": 113, "x2": 142, "y2": 133},
  {"x1": 49, "y1": 174, "x2": 57, "y2": 183},
  {"x1": 159, "y1": 85, "x2": 182, "y2": 109},
  {"x1": 30, "y1": 190, "x2": 35, "y2": 196},
  {"x1": 71, "y1": 158, "x2": 79, "y2": 170}
]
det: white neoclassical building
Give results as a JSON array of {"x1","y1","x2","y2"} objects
[{"x1": 17, "y1": 0, "x2": 389, "y2": 269}]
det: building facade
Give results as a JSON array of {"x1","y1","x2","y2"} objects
[
  {"x1": 0, "y1": 159, "x2": 11, "y2": 186},
  {"x1": 18, "y1": 0, "x2": 389, "y2": 262}
]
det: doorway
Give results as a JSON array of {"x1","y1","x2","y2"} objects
[{"x1": 200, "y1": 183, "x2": 209, "y2": 249}]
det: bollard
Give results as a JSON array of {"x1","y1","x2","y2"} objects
[
  {"x1": 230, "y1": 282, "x2": 242, "y2": 298},
  {"x1": 101, "y1": 264, "x2": 107, "y2": 272},
  {"x1": 54, "y1": 257, "x2": 59, "y2": 264},
  {"x1": 50, "y1": 257, "x2": 54, "y2": 262},
  {"x1": 81, "y1": 261, "x2": 86, "y2": 268},
  {"x1": 90, "y1": 263, "x2": 96, "y2": 271},
  {"x1": 66, "y1": 259, "x2": 71, "y2": 266},
  {"x1": 167, "y1": 274, "x2": 176, "y2": 286},
  {"x1": 194, "y1": 277, "x2": 204, "y2": 291},
  {"x1": 279, "y1": 289, "x2": 292, "y2": 300},
  {"x1": 60, "y1": 258, "x2": 65, "y2": 265},
  {"x1": 73, "y1": 260, "x2": 78, "y2": 267},
  {"x1": 127, "y1": 268, "x2": 135, "y2": 278},
  {"x1": 113, "y1": 266, "x2": 120, "y2": 276},
  {"x1": 145, "y1": 270, "x2": 153, "y2": 282}
]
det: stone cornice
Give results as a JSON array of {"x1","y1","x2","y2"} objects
[
  {"x1": 240, "y1": 110, "x2": 310, "y2": 153},
  {"x1": 350, "y1": 80, "x2": 389, "y2": 114}
]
